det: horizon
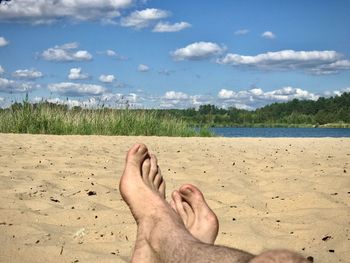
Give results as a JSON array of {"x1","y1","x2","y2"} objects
[
  {"x1": 2, "y1": 91, "x2": 348, "y2": 113},
  {"x1": 1, "y1": 0, "x2": 350, "y2": 110}
]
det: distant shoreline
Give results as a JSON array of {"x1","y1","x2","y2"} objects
[{"x1": 206, "y1": 123, "x2": 350, "y2": 128}]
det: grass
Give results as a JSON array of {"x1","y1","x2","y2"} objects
[{"x1": 0, "y1": 101, "x2": 213, "y2": 137}]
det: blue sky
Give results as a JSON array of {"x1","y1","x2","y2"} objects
[{"x1": 0, "y1": 0, "x2": 349, "y2": 109}]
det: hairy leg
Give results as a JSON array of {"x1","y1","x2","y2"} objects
[
  {"x1": 119, "y1": 143, "x2": 307, "y2": 263},
  {"x1": 250, "y1": 249, "x2": 310, "y2": 263},
  {"x1": 170, "y1": 184, "x2": 219, "y2": 244}
]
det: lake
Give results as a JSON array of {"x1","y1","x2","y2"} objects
[{"x1": 210, "y1": 127, "x2": 350, "y2": 138}]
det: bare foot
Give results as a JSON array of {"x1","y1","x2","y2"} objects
[
  {"x1": 120, "y1": 144, "x2": 256, "y2": 263},
  {"x1": 170, "y1": 184, "x2": 219, "y2": 244},
  {"x1": 119, "y1": 144, "x2": 165, "y2": 222},
  {"x1": 119, "y1": 144, "x2": 191, "y2": 262}
]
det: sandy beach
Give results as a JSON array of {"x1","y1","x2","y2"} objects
[{"x1": 0, "y1": 134, "x2": 349, "y2": 263}]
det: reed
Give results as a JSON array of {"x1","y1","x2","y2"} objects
[{"x1": 0, "y1": 101, "x2": 213, "y2": 137}]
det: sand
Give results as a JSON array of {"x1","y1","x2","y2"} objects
[{"x1": 0, "y1": 134, "x2": 349, "y2": 263}]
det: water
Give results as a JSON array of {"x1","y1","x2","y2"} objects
[{"x1": 210, "y1": 127, "x2": 350, "y2": 138}]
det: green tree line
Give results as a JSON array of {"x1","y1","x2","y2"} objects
[{"x1": 159, "y1": 92, "x2": 350, "y2": 127}]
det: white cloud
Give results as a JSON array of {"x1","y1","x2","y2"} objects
[
  {"x1": 262, "y1": 31, "x2": 276, "y2": 39},
  {"x1": 68, "y1": 68, "x2": 89, "y2": 80},
  {"x1": 160, "y1": 91, "x2": 190, "y2": 108},
  {"x1": 106, "y1": 49, "x2": 117, "y2": 56},
  {"x1": 218, "y1": 50, "x2": 350, "y2": 75},
  {"x1": 0, "y1": 65, "x2": 4, "y2": 74},
  {"x1": 12, "y1": 69, "x2": 43, "y2": 79},
  {"x1": 100, "y1": 49, "x2": 128, "y2": 60},
  {"x1": 172, "y1": 42, "x2": 225, "y2": 61},
  {"x1": 153, "y1": 21, "x2": 191, "y2": 32},
  {"x1": 48, "y1": 82, "x2": 106, "y2": 96},
  {"x1": 160, "y1": 91, "x2": 213, "y2": 109},
  {"x1": 234, "y1": 29, "x2": 249, "y2": 35},
  {"x1": 0, "y1": 36, "x2": 9, "y2": 47},
  {"x1": 0, "y1": 77, "x2": 39, "y2": 93},
  {"x1": 99, "y1": 74, "x2": 115, "y2": 83},
  {"x1": 218, "y1": 89, "x2": 236, "y2": 99},
  {"x1": 0, "y1": 0, "x2": 132, "y2": 24},
  {"x1": 263, "y1": 87, "x2": 318, "y2": 101},
  {"x1": 138, "y1": 64, "x2": 150, "y2": 72},
  {"x1": 41, "y1": 42, "x2": 92, "y2": 62},
  {"x1": 218, "y1": 87, "x2": 319, "y2": 109},
  {"x1": 310, "y1": 60, "x2": 350, "y2": 75},
  {"x1": 324, "y1": 87, "x2": 350, "y2": 97},
  {"x1": 120, "y1": 8, "x2": 169, "y2": 29},
  {"x1": 163, "y1": 91, "x2": 189, "y2": 100}
]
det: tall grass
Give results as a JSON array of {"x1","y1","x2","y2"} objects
[{"x1": 0, "y1": 101, "x2": 213, "y2": 137}]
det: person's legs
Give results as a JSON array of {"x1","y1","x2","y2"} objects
[
  {"x1": 119, "y1": 143, "x2": 309, "y2": 263},
  {"x1": 170, "y1": 184, "x2": 219, "y2": 244},
  {"x1": 120, "y1": 143, "x2": 254, "y2": 262}
]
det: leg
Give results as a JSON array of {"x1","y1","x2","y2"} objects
[
  {"x1": 120, "y1": 143, "x2": 253, "y2": 262},
  {"x1": 119, "y1": 143, "x2": 308, "y2": 263},
  {"x1": 251, "y1": 250, "x2": 310, "y2": 263},
  {"x1": 170, "y1": 184, "x2": 219, "y2": 244}
]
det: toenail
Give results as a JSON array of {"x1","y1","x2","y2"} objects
[{"x1": 183, "y1": 187, "x2": 192, "y2": 194}]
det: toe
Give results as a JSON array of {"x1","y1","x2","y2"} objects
[
  {"x1": 179, "y1": 184, "x2": 205, "y2": 210},
  {"x1": 149, "y1": 154, "x2": 158, "y2": 182},
  {"x1": 126, "y1": 143, "x2": 149, "y2": 166},
  {"x1": 153, "y1": 173, "x2": 163, "y2": 188},
  {"x1": 170, "y1": 199, "x2": 176, "y2": 211},
  {"x1": 182, "y1": 201, "x2": 194, "y2": 220},
  {"x1": 137, "y1": 143, "x2": 148, "y2": 155},
  {"x1": 128, "y1": 143, "x2": 141, "y2": 154},
  {"x1": 142, "y1": 158, "x2": 151, "y2": 183},
  {"x1": 172, "y1": 190, "x2": 188, "y2": 223},
  {"x1": 159, "y1": 179, "x2": 166, "y2": 198}
]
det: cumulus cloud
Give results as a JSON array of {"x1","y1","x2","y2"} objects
[
  {"x1": 0, "y1": 77, "x2": 39, "y2": 93},
  {"x1": 12, "y1": 69, "x2": 43, "y2": 79},
  {"x1": 217, "y1": 87, "x2": 319, "y2": 109},
  {"x1": 172, "y1": 42, "x2": 225, "y2": 61},
  {"x1": 99, "y1": 74, "x2": 115, "y2": 83},
  {"x1": 99, "y1": 49, "x2": 128, "y2": 60},
  {"x1": 218, "y1": 50, "x2": 350, "y2": 75},
  {"x1": 160, "y1": 91, "x2": 213, "y2": 109},
  {"x1": 163, "y1": 91, "x2": 189, "y2": 100},
  {"x1": 0, "y1": 0, "x2": 132, "y2": 24},
  {"x1": 310, "y1": 59, "x2": 350, "y2": 75},
  {"x1": 48, "y1": 82, "x2": 106, "y2": 96},
  {"x1": 138, "y1": 64, "x2": 150, "y2": 72},
  {"x1": 262, "y1": 31, "x2": 276, "y2": 39},
  {"x1": 40, "y1": 42, "x2": 92, "y2": 62},
  {"x1": 234, "y1": 29, "x2": 249, "y2": 35},
  {"x1": 0, "y1": 36, "x2": 9, "y2": 47},
  {"x1": 68, "y1": 68, "x2": 89, "y2": 80},
  {"x1": 153, "y1": 21, "x2": 191, "y2": 32},
  {"x1": 0, "y1": 65, "x2": 4, "y2": 74},
  {"x1": 324, "y1": 87, "x2": 350, "y2": 97},
  {"x1": 120, "y1": 8, "x2": 169, "y2": 29}
]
